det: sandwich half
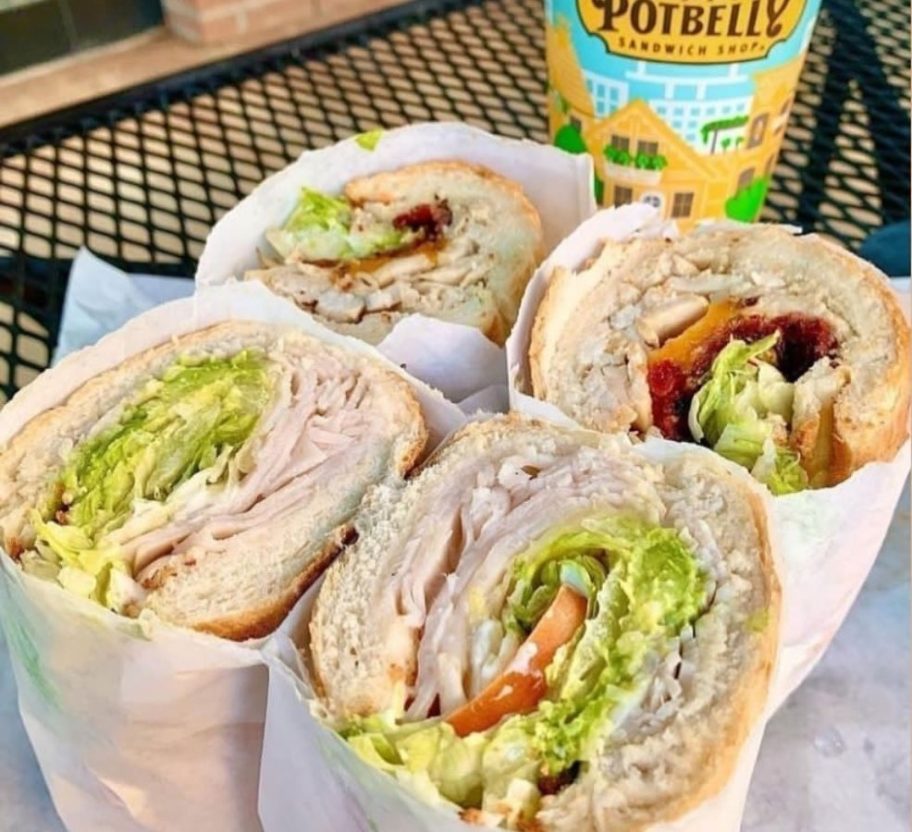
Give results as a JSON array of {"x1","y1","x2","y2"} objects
[
  {"x1": 246, "y1": 161, "x2": 544, "y2": 345},
  {"x1": 530, "y1": 225, "x2": 910, "y2": 491},
  {"x1": 0, "y1": 321, "x2": 426, "y2": 640},
  {"x1": 309, "y1": 416, "x2": 778, "y2": 830}
]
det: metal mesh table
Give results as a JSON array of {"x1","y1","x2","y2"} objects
[{"x1": 0, "y1": 0, "x2": 908, "y2": 402}]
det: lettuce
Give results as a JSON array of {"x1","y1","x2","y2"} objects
[
  {"x1": 266, "y1": 187, "x2": 413, "y2": 262},
  {"x1": 345, "y1": 712, "x2": 541, "y2": 820},
  {"x1": 689, "y1": 334, "x2": 808, "y2": 495},
  {"x1": 344, "y1": 715, "x2": 490, "y2": 808},
  {"x1": 27, "y1": 350, "x2": 275, "y2": 608},
  {"x1": 505, "y1": 532, "x2": 608, "y2": 633},
  {"x1": 343, "y1": 515, "x2": 706, "y2": 814},
  {"x1": 751, "y1": 438, "x2": 809, "y2": 496},
  {"x1": 355, "y1": 128, "x2": 384, "y2": 151},
  {"x1": 524, "y1": 517, "x2": 705, "y2": 773}
]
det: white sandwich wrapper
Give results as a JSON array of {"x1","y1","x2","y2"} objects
[
  {"x1": 257, "y1": 436, "x2": 786, "y2": 832},
  {"x1": 195, "y1": 121, "x2": 596, "y2": 406},
  {"x1": 53, "y1": 249, "x2": 194, "y2": 364},
  {"x1": 0, "y1": 281, "x2": 465, "y2": 832}
]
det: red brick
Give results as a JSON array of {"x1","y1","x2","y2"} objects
[
  {"x1": 198, "y1": 10, "x2": 249, "y2": 42},
  {"x1": 241, "y1": 0, "x2": 318, "y2": 30},
  {"x1": 165, "y1": 4, "x2": 249, "y2": 43}
]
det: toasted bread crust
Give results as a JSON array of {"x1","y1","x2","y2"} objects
[
  {"x1": 812, "y1": 235, "x2": 910, "y2": 484},
  {"x1": 190, "y1": 527, "x2": 355, "y2": 641}
]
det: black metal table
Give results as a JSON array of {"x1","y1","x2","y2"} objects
[{"x1": 0, "y1": 0, "x2": 908, "y2": 403}]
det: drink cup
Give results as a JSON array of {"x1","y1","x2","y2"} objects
[{"x1": 545, "y1": 0, "x2": 822, "y2": 228}]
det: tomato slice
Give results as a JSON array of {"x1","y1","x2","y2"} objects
[{"x1": 446, "y1": 585, "x2": 588, "y2": 737}]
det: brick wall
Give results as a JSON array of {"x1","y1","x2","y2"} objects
[{"x1": 164, "y1": 0, "x2": 405, "y2": 44}]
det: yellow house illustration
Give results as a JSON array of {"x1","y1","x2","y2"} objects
[
  {"x1": 546, "y1": 17, "x2": 808, "y2": 228},
  {"x1": 586, "y1": 100, "x2": 718, "y2": 221}
]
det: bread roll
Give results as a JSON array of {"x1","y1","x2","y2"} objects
[
  {"x1": 0, "y1": 321, "x2": 426, "y2": 640},
  {"x1": 309, "y1": 416, "x2": 778, "y2": 830},
  {"x1": 246, "y1": 161, "x2": 543, "y2": 345},
  {"x1": 531, "y1": 225, "x2": 910, "y2": 489}
]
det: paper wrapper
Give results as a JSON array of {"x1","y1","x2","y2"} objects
[
  {"x1": 195, "y1": 122, "x2": 595, "y2": 405},
  {"x1": 53, "y1": 249, "x2": 193, "y2": 364},
  {"x1": 257, "y1": 436, "x2": 788, "y2": 832},
  {"x1": 0, "y1": 282, "x2": 465, "y2": 832}
]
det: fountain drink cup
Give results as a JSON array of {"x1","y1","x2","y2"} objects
[{"x1": 545, "y1": 0, "x2": 822, "y2": 228}]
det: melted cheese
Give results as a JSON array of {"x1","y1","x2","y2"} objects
[
  {"x1": 647, "y1": 299, "x2": 741, "y2": 372},
  {"x1": 804, "y1": 400, "x2": 835, "y2": 487},
  {"x1": 341, "y1": 239, "x2": 443, "y2": 277}
]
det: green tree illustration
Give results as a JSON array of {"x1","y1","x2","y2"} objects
[
  {"x1": 725, "y1": 175, "x2": 770, "y2": 222},
  {"x1": 605, "y1": 146, "x2": 666, "y2": 171},
  {"x1": 554, "y1": 123, "x2": 587, "y2": 155},
  {"x1": 701, "y1": 115, "x2": 749, "y2": 153}
]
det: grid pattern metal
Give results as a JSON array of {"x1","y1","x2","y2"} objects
[{"x1": 0, "y1": 0, "x2": 908, "y2": 401}]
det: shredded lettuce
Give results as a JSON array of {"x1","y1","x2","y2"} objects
[
  {"x1": 523, "y1": 517, "x2": 705, "y2": 773},
  {"x1": 266, "y1": 187, "x2": 413, "y2": 261},
  {"x1": 751, "y1": 438, "x2": 809, "y2": 496},
  {"x1": 26, "y1": 351, "x2": 275, "y2": 608},
  {"x1": 688, "y1": 334, "x2": 808, "y2": 495},
  {"x1": 505, "y1": 534, "x2": 608, "y2": 633},
  {"x1": 341, "y1": 515, "x2": 706, "y2": 818}
]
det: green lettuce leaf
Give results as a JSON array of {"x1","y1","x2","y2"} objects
[
  {"x1": 27, "y1": 350, "x2": 275, "y2": 608},
  {"x1": 344, "y1": 715, "x2": 489, "y2": 808},
  {"x1": 266, "y1": 187, "x2": 413, "y2": 262},
  {"x1": 688, "y1": 334, "x2": 808, "y2": 494},
  {"x1": 355, "y1": 129, "x2": 384, "y2": 151},
  {"x1": 505, "y1": 533, "x2": 608, "y2": 634},
  {"x1": 750, "y1": 438, "x2": 808, "y2": 496},
  {"x1": 524, "y1": 516, "x2": 705, "y2": 773}
]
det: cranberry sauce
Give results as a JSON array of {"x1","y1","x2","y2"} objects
[{"x1": 647, "y1": 310, "x2": 838, "y2": 441}]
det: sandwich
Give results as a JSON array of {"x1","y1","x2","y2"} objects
[
  {"x1": 245, "y1": 161, "x2": 544, "y2": 345},
  {"x1": 530, "y1": 225, "x2": 910, "y2": 492},
  {"x1": 309, "y1": 417, "x2": 779, "y2": 830},
  {"x1": 0, "y1": 321, "x2": 426, "y2": 640}
]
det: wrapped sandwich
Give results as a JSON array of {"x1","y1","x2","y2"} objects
[
  {"x1": 246, "y1": 161, "x2": 544, "y2": 345},
  {"x1": 0, "y1": 320, "x2": 426, "y2": 639},
  {"x1": 529, "y1": 225, "x2": 910, "y2": 493},
  {"x1": 308, "y1": 417, "x2": 779, "y2": 830}
]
